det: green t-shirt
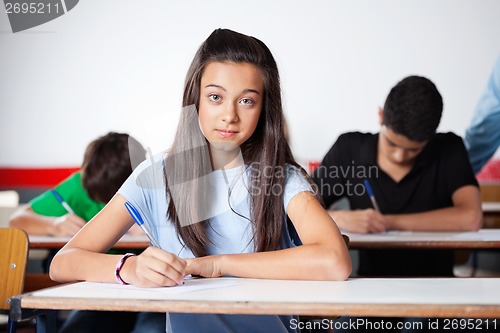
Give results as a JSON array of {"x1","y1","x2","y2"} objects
[
  {"x1": 30, "y1": 172, "x2": 105, "y2": 222},
  {"x1": 30, "y1": 172, "x2": 138, "y2": 255}
]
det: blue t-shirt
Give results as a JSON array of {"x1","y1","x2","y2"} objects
[
  {"x1": 464, "y1": 53, "x2": 500, "y2": 173},
  {"x1": 118, "y1": 155, "x2": 312, "y2": 333}
]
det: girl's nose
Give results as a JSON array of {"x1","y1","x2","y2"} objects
[{"x1": 221, "y1": 102, "x2": 238, "y2": 123}]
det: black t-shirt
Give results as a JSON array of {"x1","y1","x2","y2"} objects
[{"x1": 312, "y1": 132, "x2": 478, "y2": 276}]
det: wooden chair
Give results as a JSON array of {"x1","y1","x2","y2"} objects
[
  {"x1": 1, "y1": 228, "x2": 56, "y2": 333},
  {"x1": 0, "y1": 228, "x2": 28, "y2": 312},
  {"x1": 0, "y1": 228, "x2": 29, "y2": 333}
]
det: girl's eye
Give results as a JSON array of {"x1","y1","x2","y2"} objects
[
  {"x1": 240, "y1": 98, "x2": 254, "y2": 106},
  {"x1": 208, "y1": 94, "x2": 221, "y2": 102}
]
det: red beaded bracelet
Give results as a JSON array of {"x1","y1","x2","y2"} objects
[{"x1": 115, "y1": 253, "x2": 137, "y2": 285}]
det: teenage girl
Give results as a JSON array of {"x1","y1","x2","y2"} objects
[{"x1": 50, "y1": 28, "x2": 351, "y2": 333}]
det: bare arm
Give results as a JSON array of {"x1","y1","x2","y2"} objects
[
  {"x1": 49, "y1": 194, "x2": 186, "y2": 287},
  {"x1": 327, "y1": 209, "x2": 389, "y2": 234},
  {"x1": 327, "y1": 186, "x2": 481, "y2": 233},
  {"x1": 125, "y1": 222, "x2": 145, "y2": 235},
  {"x1": 9, "y1": 204, "x2": 86, "y2": 236},
  {"x1": 186, "y1": 191, "x2": 352, "y2": 281},
  {"x1": 385, "y1": 185, "x2": 482, "y2": 231}
]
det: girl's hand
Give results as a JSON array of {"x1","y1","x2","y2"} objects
[
  {"x1": 50, "y1": 214, "x2": 86, "y2": 237},
  {"x1": 120, "y1": 247, "x2": 187, "y2": 287},
  {"x1": 185, "y1": 256, "x2": 222, "y2": 278}
]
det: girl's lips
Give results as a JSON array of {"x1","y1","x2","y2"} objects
[{"x1": 216, "y1": 129, "x2": 238, "y2": 138}]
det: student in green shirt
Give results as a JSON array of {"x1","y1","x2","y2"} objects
[
  {"x1": 12, "y1": 172, "x2": 103, "y2": 236},
  {"x1": 9, "y1": 132, "x2": 144, "y2": 236}
]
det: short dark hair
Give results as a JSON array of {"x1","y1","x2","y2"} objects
[
  {"x1": 383, "y1": 75, "x2": 443, "y2": 142},
  {"x1": 81, "y1": 132, "x2": 145, "y2": 203}
]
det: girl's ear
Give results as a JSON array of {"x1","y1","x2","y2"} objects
[{"x1": 378, "y1": 107, "x2": 383, "y2": 126}]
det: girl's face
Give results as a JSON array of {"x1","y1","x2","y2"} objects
[{"x1": 199, "y1": 61, "x2": 263, "y2": 157}]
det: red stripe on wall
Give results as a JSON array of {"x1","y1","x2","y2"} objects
[
  {"x1": 477, "y1": 159, "x2": 500, "y2": 183},
  {"x1": 0, "y1": 167, "x2": 80, "y2": 188}
]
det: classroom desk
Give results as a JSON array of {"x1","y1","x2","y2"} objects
[
  {"x1": 483, "y1": 202, "x2": 500, "y2": 215},
  {"x1": 345, "y1": 229, "x2": 500, "y2": 249},
  {"x1": 23, "y1": 234, "x2": 149, "y2": 293},
  {"x1": 28, "y1": 234, "x2": 150, "y2": 250},
  {"x1": 30, "y1": 230, "x2": 500, "y2": 251},
  {"x1": 9, "y1": 277, "x2": 500, "y2": 325},
  {"x1": 483, "y1": 202, "x2": 500, "y2": 229}
]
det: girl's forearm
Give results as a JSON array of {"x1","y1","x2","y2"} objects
[
  {"x1": 217, "y1": 244, "x2": 351, "y2": 281},
  {"x1": 50, "y1": 248, "x2": 121, "y2": 284}
]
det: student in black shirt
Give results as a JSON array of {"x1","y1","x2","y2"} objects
[{"x1": 312, "y1": 75, "x2": 482, "y2": 277}]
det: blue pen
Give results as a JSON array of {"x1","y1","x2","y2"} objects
[
  {"x1": 125, "y1": 202, "x2": 186, "y2": 285},
  {"x1": 51, "y1": 189, "x2": 75, "y2": 215},
  {"x1": 363, "y1": 179, "x2": 381, "y2": 212},
  {"x1": 124, "y1": 201, "x2": 161, "y2": 248}
]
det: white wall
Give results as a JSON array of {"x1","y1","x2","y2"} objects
[{"x1": 1, "y1": 0, "x2": 500, "y2": 167}]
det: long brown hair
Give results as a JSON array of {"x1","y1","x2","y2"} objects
[{"x1": 165, "y1": 29, "x2": 303, "y2": 257}]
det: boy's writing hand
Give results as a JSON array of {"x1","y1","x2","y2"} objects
[
  {"x1": 185, "y1": 256, "x2": 222, "y2": 278},
  {"x1": 331, "y1": 209, "x2": 388, "y2": 234},
  {"x1": 120, "y1": 247, "x2": 187, "y2": 287},
  {"x1": 50, "y1": 214, "x2": 86, "y2": 237}
]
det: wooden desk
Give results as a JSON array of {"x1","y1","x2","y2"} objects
[
  {"x1": 483, "y1": 202, "x2": 500, "y2": 215},
  {"x1": 483, "y1": 202, "x2": 500, "y2": 225},
  {"x1": 483, "y1": 202, "x2": 500, "y2": 229},
  {"x1": 345, "y1": 229, "x2": 500, "y2": 249},
  {"x1": 10, "y1": 277, "x2": 500, "y2": 321},
  {"x1": 28, "y1": 234, "x2": 150, "y2": 250},
  {"x1": 24, "y1": 234, "x2": 149, "y2": 293}
]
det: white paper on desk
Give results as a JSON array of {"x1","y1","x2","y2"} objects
[
  {"x1": 76, "y1": 278, "x2": 241, "y2": 295},
  {"x1": 342, "y1": 231, "x2": 403, "y2": 241},
  {"x1": 29, "y1": 234, "x2": 149, "y2": 244},
  {"x1": 450, "y1": 229, "x2": 500, "y2": 241},
  {"x1": 29, "y1": 235, "x2": 71, "y2": 243}
]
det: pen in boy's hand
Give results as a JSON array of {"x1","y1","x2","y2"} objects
[
  {"x1": 51, "y1": 189, "x2": 75, "y2": 215},
  {"x1": 124, "y1": 201, "x2": 161, "y2": 248},
  {"x1": 363, "y1": 179, "x2": 381, "y2": 212}
]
